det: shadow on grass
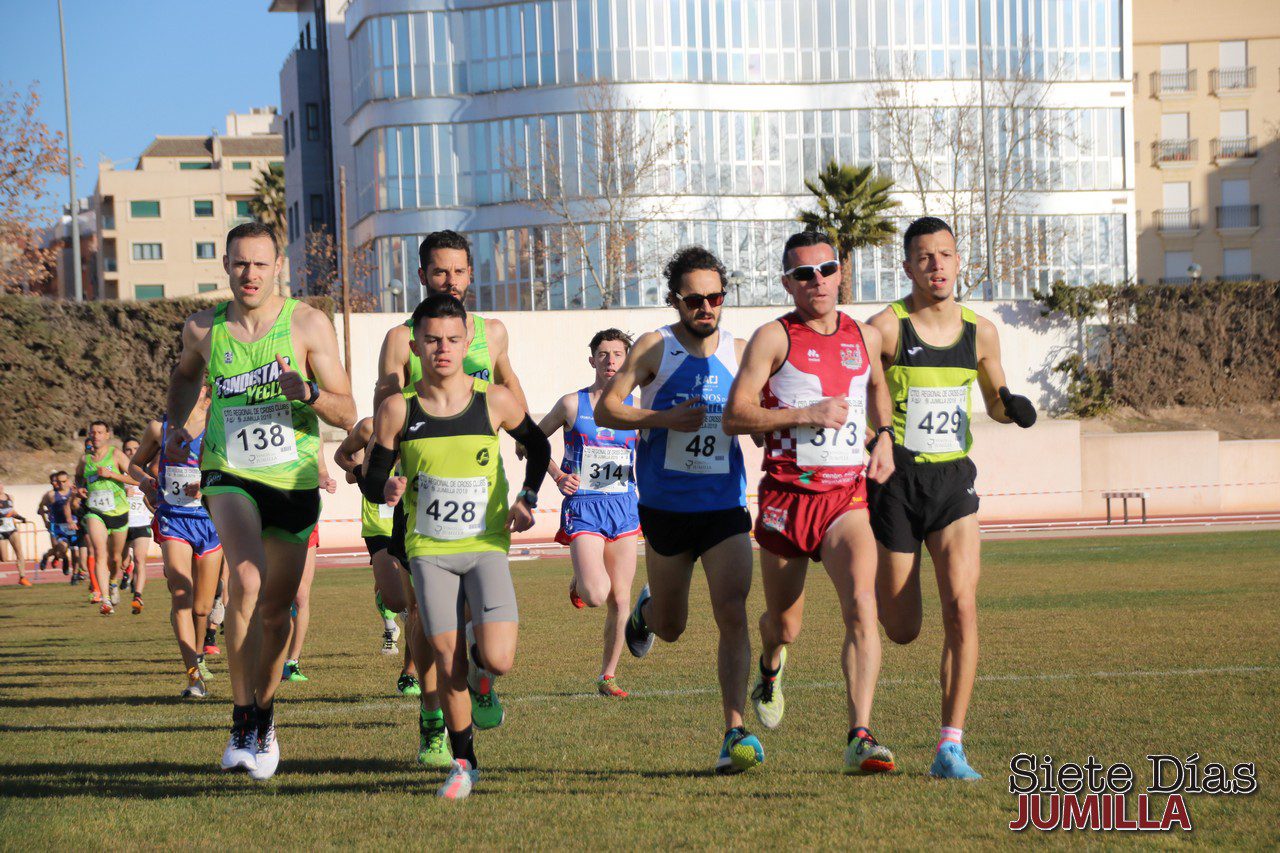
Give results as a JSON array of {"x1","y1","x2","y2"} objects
[{"x1": 0, "y1": 720, "x2": 397, "y2": 734}]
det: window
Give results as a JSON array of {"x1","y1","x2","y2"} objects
[
  {"x1": 1163, "y1": 251, "x2": 1193, "y2": 281},
  {"x1": 179, "y1": 161, "x2": 212, "y2": 170},
  {"x1": 270, "y1": 161, "x2": 283, "y2": 170},
  {"x1": 130, "y1": 200, "x2": 160, "y2": 218},
  {"x1": 131, "y1": 242, "x2": 163, "y2": 261},
  {"x1": 197, "y1": 283, "x2": 218, "y2": 293},
  {"x1": 135, "y1": 285, "x2": 165, "y2": 300},
  {"x1": 306, "y1": 103, "x2": 320, "y2": 141},
  {"x1": 235, "y1": 200, "x2": 253, "y2": 219},
  {"x1": 195, "y1": 242, "x2": 217, "y2": 260},
  {"x1": 232, "y1": 161, "x2": 252, "y2": 170},
  {"x1": 1223, "y1": 249, "x2": 1251, "y2": 278},
  {"x1": 1221, "y1": 179, "x2": 1249, "y2": 206},
  {"x1": 193, "y1": 199, "x2": 214, "y2": 218},
  {"x1": 309, "y1": 193, "x2": 324, "y2": 228}
]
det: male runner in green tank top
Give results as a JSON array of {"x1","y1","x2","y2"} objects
[
  {"x1": 165, "y1": 221, "x2": 355, "y2": 782},
  {"x1": 866, "y1": 217, "x2": 1037, "y2": 781},
  {"x1": 75, "y1": 421, "x2": 137, "y2": 615}
]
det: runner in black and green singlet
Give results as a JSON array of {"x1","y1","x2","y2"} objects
[
  {"x1": 75, "y1": 420, "x2": 137, "y2": 615},
  {"x1": 165, "y1": 222, "x2": 355, "y2": 783},
  {"x1": 361, "y1": 292, "x2": 551, "y2": 801},
  {"x1": 866, "y1": 217, "x2": 1038, "y2": 782}
]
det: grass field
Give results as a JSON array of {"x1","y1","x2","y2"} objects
[{"x1": 2, "y1": 531, "x2": 1278, "y2": 849}]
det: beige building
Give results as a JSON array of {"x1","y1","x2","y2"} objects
[
  {"x1": 1134, "y1": 1, "x2": 1280, "y2": 284},
  {"x1": 93, "y1": 111, "x2": 283, "y2": 301}
]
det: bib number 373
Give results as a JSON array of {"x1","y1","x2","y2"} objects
[
  {"x1": 224, "y1": 402, "x2": 299, "y2": 469},
  {"x1": 904, "y1": 386, "x2": 969, "y2": 454},
  {"x1": 416, "y1": 474, "x2": 488, "y2": 541}
]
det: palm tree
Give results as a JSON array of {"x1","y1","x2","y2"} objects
[
  {"x1": 250, "y1": 162, "x2": 287, "y2": 250},
  {"x1": 797, "y1": 161, "x2": 899, "y2": 303}
]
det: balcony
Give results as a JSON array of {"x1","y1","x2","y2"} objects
[
  {"x1": 1210, "y1": 66, "x2": 1255, "y2": 95},
  {"x1": 1154, "y1": 208, "x2": 1199, "y2": 234},
  {"x1": 103, "y1": 257, "x2": 118, "y2": 275},
  {"x1": 1150, "y1": 69, "x2": 1196, "y2": 97},
  {"x1": 1211, "y1": 136, "x2": 1257, "y2": 162},
  {"x1": 1152, "y1": 138, "x2": 1196, "y2": 167},
  {"x1": 1221, "y1": 273, "x2": 1260, "y2": 282},
  {"x1": 1158, "y1": 276, "x2": 1195, "y2": 285},
  {"x1": 1216, "y1": 204, "x2": 1260, "y2": 232}
]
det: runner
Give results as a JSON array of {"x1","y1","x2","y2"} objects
[
  {"x1": 204, "y1": 565, "x2": 228, "y2": 656},
  {"x1": 0, "y1": 482, "x2": 32, "y2": 586},
  {"x1": 596, "y1": 245, "x2": 765, "y2": 774},
  {"x1": 164, "y1": 221, "x2": 356, "y2": 780},
  {"x1": 724, "y1": 230, "x2": 899, "y2": 774},
  {"x1": 867, "y1": 216, "x2": 1037, "y2": 780},
  {"x1": 280, "y1": 452, "x2": 338, "y2": 684},
  {"x1": 537, "y1": 329, "x2": 639, "y2": 697},
  {"x1": 121, "y1": 438, "x2": 154, "y2": 614},
  {"x1": 68, "y1": 483, "x2": 93, "y2": 592},
  {"x1": 75, "y1": 421, "x2": 137, "y2": 614},
  {"x1": 37, "y1": 471, "x2": 75, "y2": 577},
  {"x1": 360, "y1": 292, "x2": 550, "y2": 800},
  {"x1": 129, "y1": 388, "x2": 225, "y2": 699}
]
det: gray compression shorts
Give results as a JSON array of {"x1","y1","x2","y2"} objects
[{"x1": 409, "y1": 551, "x2": 518, "y2": 639}]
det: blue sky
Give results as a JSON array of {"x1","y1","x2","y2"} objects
[{"x1": 1, "y1": 1, "x2": 297, "y2": 217}]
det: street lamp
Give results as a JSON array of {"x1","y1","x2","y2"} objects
[
  {"x1": 1187, "y1": 263, "x2": 1202, "y2": 285},
  {"x1": 389, "y1": 279, "x2": 403, "y2": 313},
  {"x1": 729, "y1": 270, "x2": 745, "y2": 305}
]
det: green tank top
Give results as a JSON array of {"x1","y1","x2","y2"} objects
[
  {"x1": 84, "y1": 449, "x2": 128, "y2": 515},
  {"x1": 360, "y1": 496, "x2": 395, "y2": 538},
  {"x1": 203, "y1": 298, "x2": 320, "y2": 490},
  {"x1": 400, "y1": 379, "x2": 509, "y2": 557},
  {"x1": 886, "y1": 299, "x2": 979, "y2": 464},
  {"x1": 404, "y1": 314, "x2": 493, "y2": 388}
]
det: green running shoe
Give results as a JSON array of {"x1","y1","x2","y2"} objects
[
  {"x1": 750, "y1": 647, "x2": 787, "y2": 730},
  {"x1": 715, "y1": 727, "x2": 765, "y2": 775},
  {"x1": 417, "y1": 718, "x2": 453, "y2": 769},
  {"x1": 843, "y1": 731, "x2": 896, "y2": 775},
  {"x1": 281, "y1": 660, "x2": 309, "y2": 682},
  {"x1": 196, "y1": 656, "x2": 213, "y2": 681},
  {"x1": 397, "y1": 673, "x2": 422, "y2": 696},
  {"x1": 465, "y1": 623, "x2": 504, "y2": 729}
]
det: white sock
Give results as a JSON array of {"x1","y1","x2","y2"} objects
[{"x1": 939, "y1": 726, "x2": 963, "y2": 750}]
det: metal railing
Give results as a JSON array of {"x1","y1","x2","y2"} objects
[
  {"x1": 1154, "y1": 208, "x2": 1199, "y2": 232},
  {"x1": 1152, "y1": 138, "x2": 1196, "y2": 164},
  {"x1": 1150, "y1": 68, "x2": 1195, "y2": 95},
  {"x1": 1212, "y1": 136, "x2": 1257, "y2": 160},
  {"x1": 1210, "y1": 66, "x2": 1255, "y2": 93},
  {"x1": 1221, "y1": 273, "x2": 1260, "y2": 282},
  {"x1": 1216, "y1": 204, "x2": 1260, "y2": 229},
  {"x1": 1158, "y1": 276, "x2": 1194, "y2": 285}
]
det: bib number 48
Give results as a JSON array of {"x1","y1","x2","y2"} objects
[{"x1": 684, "y1": 434, "x2": 717, "y2": 457}]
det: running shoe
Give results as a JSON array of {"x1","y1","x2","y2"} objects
[
  {"x1": 750, "y1": 647, "x2": 787, "y2": 730},
  {"x1": 221, "y1": 724, "x2": 257, "y2": 772},
  {"x1": 715, "y1": 727, "x2": 765, "y2": 775},
  {"x1": 99, "y1": 601, "x2": 114, "y2": 616},
  {"x1": 131, "y1": 593, "x2": 143, "y2": 615},
  {"x1": 196, "y1": 656, "x2": 213, "y2": 681},
  {"x1": 69, "y1": 571, "x2": 82, "y2": 585},
  {"x1": 181, "y1": 667, "x2": 207, "y2": 700},
  {"x1": 18, "y1": 577, "x2": 33, "y2": 587},
  {"x1": 417, "y1": 719, "x2": 453, "y2": 769},
  {"x1": 108, "y1": 583, "x2": 120, "y2": 606},
  {"x1": 930, "y1": 742, "x2": 982, "y2": 780},
  {"x1": 248, "y1": 722, "x2": 280, "y2": 781},
  {"x1": 203, "y1": 640, "x2": 221, "y2": 656},
  {"x1": 89, "y1": 589, "x2": 100, "y2": 604},
  {"x1": 120, "y1": 571, "x2": 131, "y2": 592},
  {"x1": 281, "y1": 660, "x2": 309, "y2": 682},
  {"x1": 380, "y1": 628, "x2": 399, "y2": 656},
  {"x1": 436, "y1": 759, "x2": 478, "y2": 801},
  {"x1": 466, "y1": 623, "x2": 504, "y2": 730},
  {"x1": 624, "y1": 584, "x2": 654, "y2": 658},
  {"x1": 843, "y1": 731, "x2": 896, "y2": 775},
  {"x1": 597, "y1": 675, "x2": 628, "y2": 698},
  {"x1": 568, "y1": 577, "x2": 585, "y2": 609},
  {"x1": 397, "y1": 673, "x2": 421, "y2": 697}
]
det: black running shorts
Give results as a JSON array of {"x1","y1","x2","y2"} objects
[
  {"x1": 638, "y1": 504, "x2": 751, "y2": 559},
  {"x1": 867, "y1": 446, "x2": 979, "y2": 553},
  {"x1": 201, "y1": 470, "x2": 320, "y2": 544},
  {"x1": 126, "y1": 525, "x2": 152, "y2": 542}
]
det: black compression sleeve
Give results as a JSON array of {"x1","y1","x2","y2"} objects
[
  {"x1": 360, "y1": 443, "x2": 397, "y2": 503},
  {"x1": 508, "y1": 415, "x2": 551, "y2": 494}
]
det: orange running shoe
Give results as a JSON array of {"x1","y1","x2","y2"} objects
[
  {"x1": 90, "y1": 590, "x2": 102, "y2": 604},
  {"x1": 100, "y1": 601, "x2": 114, "y2": 616},
  {"x1": 18, "y1": 577, "x2": 33, "y2": 587},
  {"x1": 597, "y1": 675, "x2": 629, "y2": 698},
  {"x1": 568, "y1": 577, "x2": 585, "y2": 609},
  {"x1": 131, "y1": 593, "x2": 143, "y2": 615}
]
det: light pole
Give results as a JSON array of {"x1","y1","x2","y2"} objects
[
  {"x1": 57, "y1": 0, "x2": 82, "y2": 301},
  {"x1": 389, "y1": 279, "x2": 404, "y2": 313},
  {"x1": 729, "y1": 270, "x2": 745, "y2": 305}
]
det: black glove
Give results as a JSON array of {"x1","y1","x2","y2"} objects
[{"x1": 998, "y1": 387, "x2": 1037, "y2": 428}]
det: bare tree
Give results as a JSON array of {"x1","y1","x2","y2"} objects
[
  {"x1": 299, "y1": 225, "x2": 380, "y2": 311},
  {"x1": 873, "y1": 56, "x2": 1078, "y2": 298},
  {"x1": 502, "y1": 80, "x2": 685, "y2": 308}
]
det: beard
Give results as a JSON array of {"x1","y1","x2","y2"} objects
[{"x1": 679, "y1": 315, "x2": 719, "y2": 339}]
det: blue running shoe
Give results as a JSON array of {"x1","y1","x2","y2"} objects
[
  {"x1": 624, "y1": 584, "x2": 654, "y2": 658},
  {"x1": 930, "y1": 742, "x2": 982, "y2": 780},
  {"x1": 715, "y1": 727, "x2": 764, "y2": 775}
]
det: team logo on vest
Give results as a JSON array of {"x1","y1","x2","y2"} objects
[
  {"x1": 840, "y1": 343, "x2": 864, "y2": 371},
  {"x1": 475, "y1": 448, "x2": 490, "y2": 466},
  {"x1": 597, "y1": 427, "x2": 615, "y2": 442},
  {"x1": 223, "y1": 351, "x2": 234, "y2": 364},
  {"x1": 213, "y1": 358, "x2": 288, "y2": 403},
  {"x1": 807, "y1": 348, "x2": 820, "y2": 362},
  {"x1": 762, "y1": 505, "x2": 788, "y2": 533}
]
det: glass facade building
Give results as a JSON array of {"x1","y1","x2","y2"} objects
[{"x1": 342, "y1": 0, "x2": 1134, "y2": 310}]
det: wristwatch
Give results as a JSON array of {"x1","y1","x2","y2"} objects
[
  {"x1": 515, "y1": 488, "x2": 539, "y2": 509},
  {"x1": 304, "y1": 380, "x2": 321, "y2": 405},
  {"x1": 869, "y1": 425, "x2": 895, "y2": 449}
]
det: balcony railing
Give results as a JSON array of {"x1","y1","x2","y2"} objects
[
  {"x1": 103, "y1": 257, "x2": 117, "y2": 273},
  {"x1": 1152, "y1": 138, "x2": 1196, "y2": 165},
  {"x1": 1216, "y1": 204, "x2": 1260, "y2": 229},
  {"x1": 1154, "y1": 208, "x2": 1199, "y2": 232},
  {"x1": 1210, "y1": 66, "x2": 1255, "y2": 93},
  {"x1": 101, "y1": 215, "x2": 115, "y2": 230},
  {"x1": 1212, "y1": 136, "x2": 1257, "y2": 160},
  {"x1": 1221, "y1": 273, "x2": 1260, "y2": 282},
  {"x1": 1158, "y1": 276, "x2": 1195, "y2": 285},
  {"x1": 1150, "y1": 68, "x2": 1195, "y2": 95}
]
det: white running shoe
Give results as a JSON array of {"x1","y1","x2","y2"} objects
[
  {"x1": 108, "y1": 583, "x2": 120, "y2": 606},
  {"x1": 248, "y1": 723, "x2": 280, "y2": 781},
  {"x1": 436, "y1": 759, "x2": 479, "y2": 800},
  {"x1": 209, "y1": 596, "x2": 225, "y2": 624},
  {"x1": 220, "y1": 726, "x2": 257, "y2": 772},
  {"x1": 380, "y1": 628, "x2": 399, "y2": 656}
]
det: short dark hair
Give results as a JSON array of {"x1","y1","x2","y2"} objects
[
  {"x1": 902, "y1": 216, "x2": 955, "y2": 257},
  {"x1": 781, "y1": 230, "x2": 836, "y2": 270},
  {"x1": 89, "y1": 420, "x2": 108, "y2": 432},
  {"x1": 225, "y1": 221, "x2": 279, "y2": 257},
  {"x1": 54, "y1": 470, "x2": 68, "y2": 478},
  {"x1": 418, "y1": 230, "x2": 472, "y2": 271},
  {"x1": 589, "y1": 328, "x2": 633, "y2": 354},
  {"x1": 663, "y1": 245, "x2": 728, "y2": 297},
  {"x1": 410, "y1": 292, "x2": 467, "y2": 331}
]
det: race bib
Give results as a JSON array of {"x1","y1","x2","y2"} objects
[
  {"x1": 796, "y1": 395, "x2": 866, "y2": 467},
  {"x1": 0, "y1": 516, "x2": 13, "y2": 534},
  {"x1": 904, "y1": 385, "x2": 969, "y2": 454},
  {"x1": 581, "y1": 446, "x2": 632, "y2": 493},
  {"x1": 88, "y1": 490, "x2": 115, "y2": 512},
  {"x1": 378, "y1": 501, "x2": 395, "y2": 519},
  {"x1": 224, "y1": 402, "x2": 298, "y2": 469},
  {"x1": 415, "y1": 474, "x2": 488, "y2": 541},
  {"x1": 128, "y1": 492, "x2": 151, "y2": 525},
  {"x1": 664, "y1": 412, "x2": 731, "y2": 475},
  {"x1": 163, "y1": 466, "x2": 202, "y2": 508}
]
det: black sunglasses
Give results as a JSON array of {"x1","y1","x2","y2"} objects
[
  {"x1": 784, "y1": 260, "x2": 840, "y2": 281},
  {"x1": 672, "y1": 291, "x2": 726, "y2": 310}
]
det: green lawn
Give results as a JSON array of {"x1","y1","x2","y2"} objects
[{"x1": 2, "y1": 531, "x2": 1278, "y2": 849}]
